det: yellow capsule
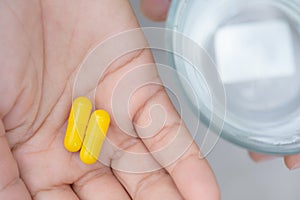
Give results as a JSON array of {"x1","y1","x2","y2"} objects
[
  {"x1": 80, "y1": 110, "x2": 110, "y2": 164},
  {"x1": 64, "y1": 97, "x2": 92, "y2": 152}
]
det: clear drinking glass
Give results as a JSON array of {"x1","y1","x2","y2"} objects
[{"x1": 166, "y1": 0, "x2": 300, "y2": 154}]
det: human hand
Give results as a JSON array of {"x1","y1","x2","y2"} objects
[{"x1": 0, "y1": 0, "x2": 219, "y2": 199}]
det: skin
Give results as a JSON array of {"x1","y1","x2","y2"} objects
[
  {"x1": 0, "y1": 0, "x2": 220, "y2": 200},
  {"x1": 140, "y1": 0, "x2": 300, "y2": 170}
]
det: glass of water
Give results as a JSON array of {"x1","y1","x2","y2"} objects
[{"x1": 166, "y1": 0, "x2": 300, "y2": 154}]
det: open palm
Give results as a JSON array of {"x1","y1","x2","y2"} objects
[{"x1": 0, "y1": 1, "x2": 219, "y2": 199}]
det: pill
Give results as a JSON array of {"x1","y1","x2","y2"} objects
[
  {"x1": 64, "y1": 97, "x2": 92, "y2": 152},
  {"x1": 80, "y1": 110, "x2": 110, "y2": 164}
]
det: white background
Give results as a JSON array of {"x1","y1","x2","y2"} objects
[{"x1": 130, "y1": 0, "x2": 300, "y2": 199}]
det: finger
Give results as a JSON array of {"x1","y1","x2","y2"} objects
[
  {"x1": 248, "y1": 152, "x2": 277, "y2": 162},
  {"x1": 114, "y1": 169, "x2": 183, "y2": 200},
  {"x1": 0, "y1": 121, "x2": 31, "y2": 200},
  {"x1": 284, "y1": 154, "x2": 300, "y2": 170},
  {"x1": 131, "y1": 84, "x2": 220, "y2": 200},
  {"x1": 33, "y1": 185, "x2": 79, "y2": 200},
  {"x1": 109, "y1": 128, "x2": 183, "y2": 199},
  {"x1": 73, "y1": 166, "x2": 131, "y2": 200},
  {"x1": 140, "y1": 0, "x2": 171, "y2": 21}
]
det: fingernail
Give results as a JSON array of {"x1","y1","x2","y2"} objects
[{"x1": 290, "y1": 162, "x2": 300, "y2": 170}]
